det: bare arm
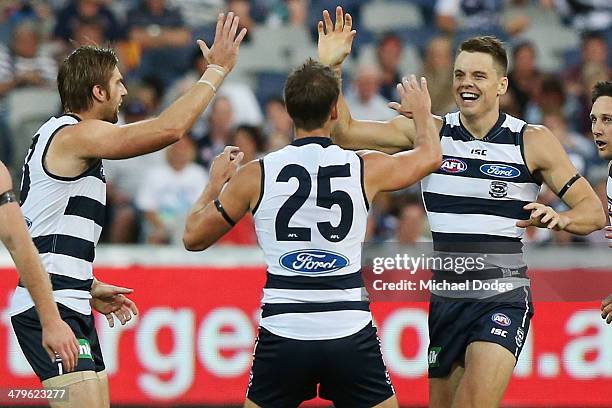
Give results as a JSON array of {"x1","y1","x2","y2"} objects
[
  {"x1": 317, "y1": 7, "x2": 440, "y2": 154},
  {"x1": 361, "y1": 76, "x2": 442, "y2": 201},
  {"x1": 518, "y1": 125, "x2": 606, "y2": 234},
  {"x1": 0, "y1": 163, "x2": 79, "y2": 371},
  {"x1": 183, "y1": 147, "x2": 260, "y2": 251},
  {"x1": 60, "y1": 13, "x2": 247, "y2": 161}
]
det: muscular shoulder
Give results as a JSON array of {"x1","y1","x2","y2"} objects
[{"x1": 523, "y1": 124, "x2": 567, "y2": 171}]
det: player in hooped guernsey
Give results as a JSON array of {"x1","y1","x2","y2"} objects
[
  {"x1": 8, "y1": 14, "x2": 246, "y2": 407},
  {"x1": 183, "y1": 18, "x2": 443, "y2": 405},
  {"x1": 321, "y1": 13, "x2": 606, "y2": 408},
  {"x1": 589, "y1": 80, "x2": 612, "y2": 325}
]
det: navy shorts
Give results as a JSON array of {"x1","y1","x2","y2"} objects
[
  {"x1": 11, "y1": 303, "x2": 105, "y2": 381},
  {"x1": 247, "y1": 322, "x2": 395, "y2": 408},
  {"x1": 428, "y1": 287, "x2": 533, "y2": 378}
]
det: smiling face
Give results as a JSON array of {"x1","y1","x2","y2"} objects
[
  {"x1": 591, "y1": 95, "x2": 612, "y2": 160},
  {"x1": 453, "y1": 51, "x2": 508, "y2": 119}
]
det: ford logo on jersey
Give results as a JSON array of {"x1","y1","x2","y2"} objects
[
  {"x1": 491, "y1": 313, "x2": 512, "y2": 327},
  {"x1": 279, "y1": 250, "x2": 349, "y2": 274},
  {"x1": 479, "y1": 164, "x2": 520, "y2": 179},
  {"x1": 440, "y1": 158, "x2": 467, "y2": 173}
]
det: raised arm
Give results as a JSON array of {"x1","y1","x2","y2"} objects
[
  {"x1": 63, "y1": 13, "x2": 247, "y2": 160},
  {"x1": 361, "y1": 76, "x2": 442, "y2": 201},
  {"x1": 317, "y1": 7, "x2": 441, "y2": 153},
  {"x1": 183, "y1": 147, "x2": 260, "y2": 251},
  {"x1": 0, "y1": 163, "x2": 79, "y2": 372},
  {"x1": 516, "y1": 125, "x2": 606, "y2": 234}
]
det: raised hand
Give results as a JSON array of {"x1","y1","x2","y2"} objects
[
  {"x1": 318, "y1": 6, "x2": 356, "y2": 67},
  {"x1": 209, "y1": 146, "x2": 244, "y2": 188},
  {"x1": 197, "y1": 12, "x2": 248, "y2": 73},
  {"x1": 388, "y1": 75, "x2": 432, "y2": 119}
]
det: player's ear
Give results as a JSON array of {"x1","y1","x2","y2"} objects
[
  {"x1": 92, "y1": 84, "x2": 106, "y2": 103},
  {"x1": 330, "y1": 103, "x2": 338, "y2": 121},
  {"x1": 498, "y1": 76, "x2": 508, "y2": 97}
]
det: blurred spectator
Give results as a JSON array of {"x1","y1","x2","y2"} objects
[
  {"x1": 365, "y1": 192, "x2": 398, "y2": 242},
  {"x1": 508, "y1": 41, "x2": 542, "y2": 117},
  {"x1": 542, "y1": 110, "x2": 596, "y2": 176},
  {"x1": 0, "y1": 20, "x2": 57, "y2": 166},
  {"x1": 562, "y1": 33, "x2": 610, "y2": 134},
  {"x1": 377, "y1": 34, "x2": 403, "y2": 102},
  {"x1": 2, "y1": 0, "x2": 55, "y2": 39},
  {"x1": 344, "y1": 64, "x2": 396, "y2": 121},
  {"x1": 72, "y1": 15, "x2": 106, "y2": 45},
  {"x1": 266, "y1": 0, "x2": 308, "y2": 28},
  {"x1": 395, "y1": 202, "x2": 429, "y2": 244},
  {"x1": 420, "y1": 35, "x2": 456, "y2": 115},
  {"x1": 103, "y1": 82, "x2": 165, "y2": 243},
  {"x1": 194, "y1": 96, "x2": 233, "y2": 168},
  {"x1": 54, "y1": 0, "x2": 123, "y2": 45},
  {"x1": 215, "y1": 124, "x2": 263, "y2": 246},
  {"x1": 127, "y1": 0, "x2": 192, "y2": 83},
  {"x1": 435, "y1": 0, "x2": 529, "y2": 40},
  {"x1": 541, "y1": 0, "x2": 612, "y2": 33},
  {"x1": 164, "y1": 46, "x2": 263, "y2": 137},
  {"x1": 136, "y1": 137, "x2": 208, "y2": 245},
  {"x1": 524, "y1": 74, "x2": 566, "y2": 125},
  {"x1": 264, "y1": 97, "x2": 293, "y2": 151},
  {"x1": 231, "y1": 125, "x2": 265, "y2": 163},
  {"x1": 226, "y1": 0, "x2": 253, "y2": 43},
  {"x1": 563, "y1": 32, "x2": 610, "y2": 91}
]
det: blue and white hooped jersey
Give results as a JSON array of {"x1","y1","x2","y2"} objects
[
  {"x1": 253, "y1": 137, "x2": 371, "y2": 340},
  {"x1": 8, "y1": 114, "x2": 106, "y2": 316},
  {"x1": 421, "y1": 112, "x2": 541, "y2": 296}
]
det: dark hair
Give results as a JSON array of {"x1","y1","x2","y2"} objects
[
  {"x1": 592, "y1": 81, "x2": 612, "y2": 103},
  {"x1": 233, "y1": 124, "x2": 265, "y2": 152},
  {"x1": 57, "y1": 45, "x2": 118, "y2": 113},
  {"x1": 458, "y1": 36, "x2": 508, "y2": 75},
  {"x1": 284, "y1": 58, "x2": 340, "y2": 131}
]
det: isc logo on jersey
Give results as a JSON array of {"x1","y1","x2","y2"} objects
[
  {"x1": 280, "y1": 249, "x2": 348, "y2": 274},
  {"x1": 440, "y1": 158, "x2": 467, "y2": 173},
  {"x1": 491, "y1": 313, "x2": 511, "y2": 327},
  {"x1": 480, "y1": 164, "x2": 520, "y2": 179}
]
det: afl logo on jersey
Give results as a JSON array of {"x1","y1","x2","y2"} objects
[
  {"x1": 480, "y1": 164, "x2": 520, "y2": 179},
  {"x1": 24, "y1": 217, "x2": 32, "y2": 229},
  {"x1": 491, "y1": 313, "x2": 512, "y2": 327},
  {"x1": 280, "y1": 249, "x2": 348, "y2": 274},
  {"x1": 440, "y1": 158, "x2": 467, "y2": 173}
]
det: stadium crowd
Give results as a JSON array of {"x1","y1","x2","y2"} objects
[{"x1": 0, "y1": 0, "x2": 610, "y2": 246}]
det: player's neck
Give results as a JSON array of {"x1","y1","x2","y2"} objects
[
  {"x1": 65, "y1": 110, "x2": 95, "y2": 121},
  {"x1": 294, "y1": 127, "x2": 331, "y2": 140},
  {"x1": 460, "y1": 108, "x2": 501, "y2": 139}
]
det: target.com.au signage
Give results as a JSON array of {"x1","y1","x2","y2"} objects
[{"x1": 1, "y1": 265, "x2": 610, "y2": 406}]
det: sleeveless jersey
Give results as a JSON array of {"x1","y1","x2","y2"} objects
[
  {"x1": 421, "y1": 112, "x2": 541, "y2": 298},
  {"x1": 8, "y1": 114, "x2": 106, "y2": 316},
  {"x1": 253, "y1": 137, "x2": 371, "y2": 340}
]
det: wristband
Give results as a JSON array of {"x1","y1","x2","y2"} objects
[{"x1": 0, "y1": 190, "x2": 17, "y2": 206}]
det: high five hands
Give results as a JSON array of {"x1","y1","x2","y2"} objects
[{"x1": 318, "y1": 6, "x2": 356, "y2": 68}]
